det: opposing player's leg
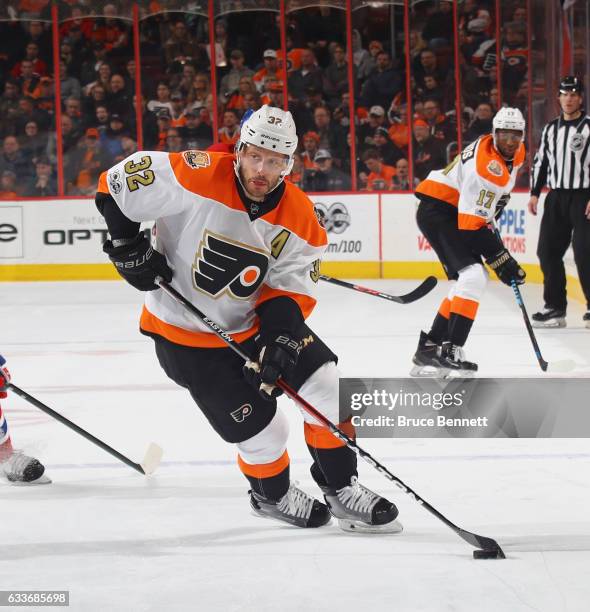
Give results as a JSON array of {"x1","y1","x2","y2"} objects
[
  {"x1": 288, "y1": 328, "x2": 401, "y2": 533},
  {"x1": 0, "y1": 358, "x2": 50, "y2": 485}
]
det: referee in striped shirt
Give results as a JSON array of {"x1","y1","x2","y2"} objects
[{"x1": 528, "y1": 76, "x2": 590, "y2": 328}]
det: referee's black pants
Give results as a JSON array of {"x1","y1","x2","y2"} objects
[{"x1": 537, "y1": 189, "x2": 590, "y2": 310}]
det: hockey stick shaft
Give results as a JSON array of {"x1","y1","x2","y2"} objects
[
  {"x1": 6, "y1": 382, "x2": 160, "y2": 475},
  {"x1": 319, "y1": 275, "x2": 438, "y2": 304},
  {"x1": 510, "y1": 280, "x2": 549, "y2": 371},
  {"x1": 156, "y1": 278, "x2": 503, "y2": 555}
]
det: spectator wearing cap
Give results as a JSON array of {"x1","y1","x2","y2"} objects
[
  {"x1": 302, "y1": 149, "x2": 351, "y2": 192},
  {"x1": 169, "y1": 91, "x2": 188, "y2": 127},
  {"x1": 361, "y1": 148, "x2": 396, "y2": 191},
  {"x1": 412, "y1": 118, "x2": 446, "y2": 181},
  {"x1": 218, "y1": 109, "x2": 241, "y2": 146},
  {"x1": 253, "y1": 50, "x2": 280, "y2": 93},
  {"x1": 360, "y1": 51, "x2": 402, "y2": 110},
  {"x1": 301, "y1": 131, "x2": 320, "y2": 169},
  {"x1": 0, "y1": 170, "x2": 18, "y2": 199},
  {"x1": 22, "y1": 156, "x2": 56, "y2": 197},
  {"x1": 0, "y1": 136, "x2": 32, "y2": 181},
  {"x1": 179, "y1": 108, "x2": 213, "y2": 150},
  {"x1": 358, "y1": 105, "x2": 389, "y2": 147},
  {"x1": 219, "y1": 50, "x2": 254, "y2": 104},
  {"x1": 372, "y1": 126, "x2": 405, "y2": 167},
  {"x1": 288, "y1": 48, "x2": 324, "y2": 100},
  {"x1": 323, "y1": 44, "x2": 352, "y2": 109}
]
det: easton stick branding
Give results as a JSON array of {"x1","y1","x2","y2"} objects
[{"x1": 193, "y1": 231, "x2": 269, "y2": 299}]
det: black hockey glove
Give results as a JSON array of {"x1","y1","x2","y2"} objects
[
  {"x1": 103, "y1": 232, "x2": 173, "y2": 291},
  {"x1": 243, "y1": 333, "x2": 301, "y2": 401},
  {"x1": 486, "y1": 248, "x2": 526, "y2": 286},
  {"x1": 494, "y1": 194, "x2": 510, "y2": 221}
]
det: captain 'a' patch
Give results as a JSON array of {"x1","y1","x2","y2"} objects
[{"x1": 192, "y1": 231, "x2": 269, "y2": 299}]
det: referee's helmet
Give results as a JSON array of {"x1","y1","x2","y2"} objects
[{"x1": 559, "y1": 76, "x2": 583, "y2": 95}]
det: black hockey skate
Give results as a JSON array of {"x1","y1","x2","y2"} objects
[
  {"x1": 532, "y1": 307, "x2": 566, "y2": 328},
  {"x1": 321, "y1": 477, "x2": 402, "y2": 534},
  {"x1": 0, "y1": 451, "x2": 51, "y2": 485},
  {"x1": 437, "y1": 342, "x2": 478, "y2": 375},
  {"x1": 250, "y1": 482, "x2": 331, "y2": 528},
  {"x1": 410, "y1": 330, "x2": 441, "y2": 377},
  {"x1": 583, "y1": 311, "x2": 590, "y2": 329}
]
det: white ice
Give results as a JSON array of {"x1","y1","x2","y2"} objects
[{"x1": 1, "y1": 279, "x2": 589, "y2": 612}]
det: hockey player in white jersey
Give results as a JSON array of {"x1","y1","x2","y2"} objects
[
  {"x1": 95, "y1": 105, "x2": 401, "y2": 532},
  {"x1": 0, "y1": 355, "x2": 50, "y2": 484},
  {"x1": 411, "y1": 107, "x2": 527, "y2": 376}
]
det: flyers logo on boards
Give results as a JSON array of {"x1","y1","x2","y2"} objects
[
  {"x1": 183, "y1": 150, "x2": 211, "y2": 169},
  {"x1": 313, "y1": 202, "x2": 350, "y2": 234},
  {"x1": 193, "y1": 231, "x2": 269, "y2": 299}
]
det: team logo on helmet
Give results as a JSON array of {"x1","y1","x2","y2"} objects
[
  {"x1": 193, "y1": 231, "x2": 269, "y2": 299},
  {"x1": 183, "y1": 150, "x2": 211, "y2": 169},
  {"x1": 570, "y1": 134, "x2": 585, "y2": 152},
  {"x1": 313, "y1": 202, "x2": 350, "y2": 234}
]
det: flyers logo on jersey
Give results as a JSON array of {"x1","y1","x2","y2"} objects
[
  {"x1": 183, "y1": 150, "x2": 210, "y2": 169},
  {"x1": 193, "y1": 231, "x2": 269, "y2": 299}
]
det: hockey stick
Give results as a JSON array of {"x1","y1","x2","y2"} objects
[
  {"x1": 510, "y1": 281, "x2": 576, "y2": 373},
  {"x1": 156, "y1": 277, "x2": 505, "y2": 558},
  {"x1": 5, "y1": 381, "x2": 163, "y2": 475},
  {"x1": 319, "y1": 275, "x2": 437, "y2": 304}
]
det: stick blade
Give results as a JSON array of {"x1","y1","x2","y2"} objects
[
  {"x1": 140, "y1": 442, "x2": 163, "y2": 475},
  {"x1": 396, "y1": 275, "x2": 438, "y2": 304},
  {"x1": 546, "y1": 359, "x2": 577, "y2": 373}
]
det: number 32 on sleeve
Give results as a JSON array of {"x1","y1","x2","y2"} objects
[{"x1": 124, "y1": 155, "x2": 155, "y2": 192}]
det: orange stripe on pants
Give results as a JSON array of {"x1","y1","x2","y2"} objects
[
  {"x1": 438, "y1": 297, "x2": 451, "y2": 319},
  {"x1": 304, "y1": 420, "x2": 355, "y2": 449},
  {"x1": 450, "y1": 296, "x2": 479, "y2": 320},
  {"x1": 237, "y1": 450, "x2": 290, "y2": 478}
]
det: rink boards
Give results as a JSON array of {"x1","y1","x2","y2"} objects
[{"x1": 0, "y1": 192, "x2": 584, "y2": 303}]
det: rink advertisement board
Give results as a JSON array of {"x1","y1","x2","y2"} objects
[
  {"x1": 309, "y1": 194, "x2": 380, "y2": 263},
  {"x1": 339, "y1": 378, "x2": 590, "y2": 438}
]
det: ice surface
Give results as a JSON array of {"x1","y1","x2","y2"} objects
[{"x1": 1, "y1": 279, "x2": 589, "y2": 612}]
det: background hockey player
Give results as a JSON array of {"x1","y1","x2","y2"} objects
[
  {"x1": 528, "y1": 76, "x2": 590, "y2": 329},
  {"x1": 95, "y1": 105, "x2": 400, "y2": 532},
  {"x1": 0, "y1": 355, "x2": 49, "y2": 484},
  {"x1": 411, "y1": 107, "x2": 527, "y2": 376}
]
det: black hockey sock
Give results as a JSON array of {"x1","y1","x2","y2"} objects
[
  {"x1": 448, "y1": 296, "x2": 478, "y2": 346},
  {"x1": 429, "y1": 312, "x2": 449, "y2": 344},
  {"x1": 238, "y1": 451, "x2": 290, "y2": 500}
]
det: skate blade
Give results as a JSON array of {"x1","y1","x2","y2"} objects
[
  {"x1": 337, "y1": 518, "x2": 403, "y2": 534},
  {"x1": 10, "y1": 474, "x2": 52, "y2": 486},
  {"x1": 409, "y1": 365, "x2": 448, "y2": 378},
  {"x1": 532, "y1": 319, "x2": 566, "y2": 328}
]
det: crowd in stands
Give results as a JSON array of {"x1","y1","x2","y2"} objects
[{"x1": 0, "y1": 0, "x2": 530, "y2": 198}]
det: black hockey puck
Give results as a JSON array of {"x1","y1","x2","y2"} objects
[{"x1": 473, "y1": 548, "x2": 504, "y2": 559}]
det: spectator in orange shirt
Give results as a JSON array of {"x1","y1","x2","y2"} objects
[
  {"x1": 387, "y1": 102, "x2": 410, "y2": 152},
  {"x1": 226, "y1": 77, "x2": 257, "y2": 111},
  {"x1": 169, "y1": 91, "x2": 188, "y2": 127},
  {"x1": 218, "y1": 109, "x2": 240, "y2": 145},
  {"x1": 361, "y1": 148, "x2": 396, "y2": 191},
  {"x1": 253, "y1": 49, "x2": 281, "y2": 93},
  {"x1": 0, "y1": 170, "x2": 19, "y2": 199},
  {"x1": 301, "y1": 131, "x2": 320, "y2": 169}
]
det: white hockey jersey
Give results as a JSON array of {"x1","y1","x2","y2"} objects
[
  {"x1": 97, "y1": 151, "x2": 327, "y2": 347},
  {"x1": 415, "y1": 134, "x2": 526, "y2": 230}
]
